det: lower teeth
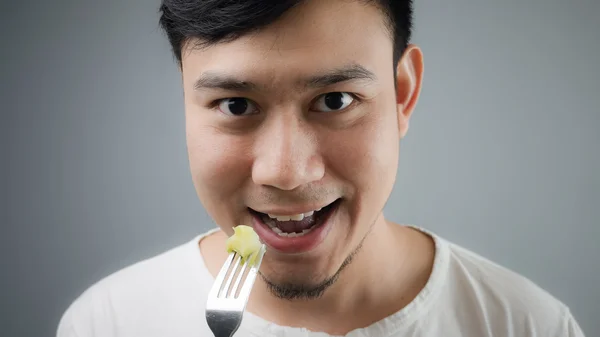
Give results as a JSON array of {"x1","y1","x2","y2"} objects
[{"x1": 268, "y1": 223, "x2": 316, "y2": 237}]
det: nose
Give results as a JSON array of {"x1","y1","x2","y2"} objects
[{"x1": 251, "y1": 116, "x2": 325, "y2": 191}]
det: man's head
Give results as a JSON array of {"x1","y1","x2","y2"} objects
[{"x1": 158, "y1": 0, "x2": 423, "y2": 300}]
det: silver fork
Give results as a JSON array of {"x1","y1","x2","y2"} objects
[{"x1": 206, "y1": 244, "x2": 266, "y2": 337}]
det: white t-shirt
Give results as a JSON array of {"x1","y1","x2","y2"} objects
[{"x1": 56, "y1": 226, "x2": 585, "y2": 337}]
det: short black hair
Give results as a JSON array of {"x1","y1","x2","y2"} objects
[{"x1": 158, "y1": 0, "x2": 413, "y2": 70}]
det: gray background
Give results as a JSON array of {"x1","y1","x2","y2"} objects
[{"x1": 1, "y1": 0, "x2": 598, "y2": 336}]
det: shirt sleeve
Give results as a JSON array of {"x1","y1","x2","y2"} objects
[
  {"x1": 55, "y1": 286, "x2": 115, "y2": 337},
  {"x1": 56, "y1": 307, "x2": 81, "y2": 337},
  {"x1": 559, "y1": 308, "x2": 586, "y2": 337}
]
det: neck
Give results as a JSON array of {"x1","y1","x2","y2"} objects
[{"x1": 246, "y1": 217, "x2": 435, "y2": 335}]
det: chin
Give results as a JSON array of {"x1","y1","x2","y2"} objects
[
  {"x1": 260, "y1": 250, "x2": 333, "y2": 281},
  {"x1": 259, "y1": 266, "x2": 339, "y2": 300},
  {"x1": 259, "y1": 230, "x2": 363, "y2": 298}
]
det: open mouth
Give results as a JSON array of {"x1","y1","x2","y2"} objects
[{"x1": 249, "y1": 199, "x2": 341, "y2": 238}]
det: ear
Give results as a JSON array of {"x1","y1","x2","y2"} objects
[{"x1": 395, "y1": 44, "x2": 424, "y2": 139}]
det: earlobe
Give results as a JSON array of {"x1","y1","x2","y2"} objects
[{"x1": 395, "y1": 44, "x2": 424, "y2": 139}]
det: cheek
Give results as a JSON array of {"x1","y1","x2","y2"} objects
[
  {"x1": 186, "y1": 119, "x2": 252, "y2": 208},
  {"x1": 324, "y1": 105, "x2": 399, "y2": 215},
  {"x1": 327, "y1": 108, "x2": 399, "y2": 184}
]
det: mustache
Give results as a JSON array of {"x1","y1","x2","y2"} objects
[{"x1": 251, "y1": 185, "x2": 338, "y2": 205}]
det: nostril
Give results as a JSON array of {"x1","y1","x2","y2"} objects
[{"x1": 251, "y1": 156, "x2": 324, "y2": 190}]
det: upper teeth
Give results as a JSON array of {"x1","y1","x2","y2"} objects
[{"x1": 268, "y1": 210, "x2": 317, "y2": 222}]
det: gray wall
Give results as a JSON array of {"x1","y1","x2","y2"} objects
[{"x1": 2, "y1": 1, "x2": 598, "y2": 336}]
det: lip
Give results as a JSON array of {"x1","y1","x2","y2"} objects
[{"x1": 250, "y1": 199, "x2": 340, "y2": 254}]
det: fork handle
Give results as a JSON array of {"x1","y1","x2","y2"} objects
[{"x1": 206, "y1": 311, "x2": 242, "y2": 337}]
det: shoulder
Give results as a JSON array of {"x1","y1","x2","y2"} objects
[
  {"x1": 56, "y1": 231, "x2": 216, "y2": 336},
  {"x1": 445, "y1": 239, "x2": 561, "y2": 309},
  {"x1": 432, "y1": 233, "x2": 585, "y2": 336}
]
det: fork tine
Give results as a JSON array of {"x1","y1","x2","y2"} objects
[
  {"x1": 209, "y1": 252, "x2": 235, "y2": 298},
  {"x1": 229, "y1": 260, "x2": 249, "y2": 299},
  {"x1": 218, "y1": 253, "x2": 241, "y2": 298},
  {"x1": 238, "y1": 245, "x2": 266, "y2": 300}
]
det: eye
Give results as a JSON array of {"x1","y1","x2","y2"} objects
[
  {"x1": 312, "y1": 92, "x2": 355, "y2": 112},
  {"x1": 217, "y1": 98, "x2": 258, "y2": 116}
]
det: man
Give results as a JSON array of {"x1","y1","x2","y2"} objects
[{"x1": 57, "y1": 0, "x2": 585, "y2": 336}]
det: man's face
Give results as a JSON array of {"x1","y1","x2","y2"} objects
[{"x1": 180, "y1": 0, "x2": 416, "y2": 297}]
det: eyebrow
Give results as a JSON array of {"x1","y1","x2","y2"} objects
[
  {"x1": 304, "y1": 64, "x2": 377, "y2": 88},
  {"x1": 193, "y1": 73, "x2": 257, "y2": 91},
  {"x1": 193, "y1": 64, "x2": 377, "y2": 92}
]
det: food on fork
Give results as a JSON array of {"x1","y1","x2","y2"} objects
[{"x1": 226, "y1": 225, "x2": 263, "y2": 265}]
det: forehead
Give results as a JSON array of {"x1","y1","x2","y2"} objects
[{"x1": 180, "y1": 0, "x2": 394, "y2": 86}]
